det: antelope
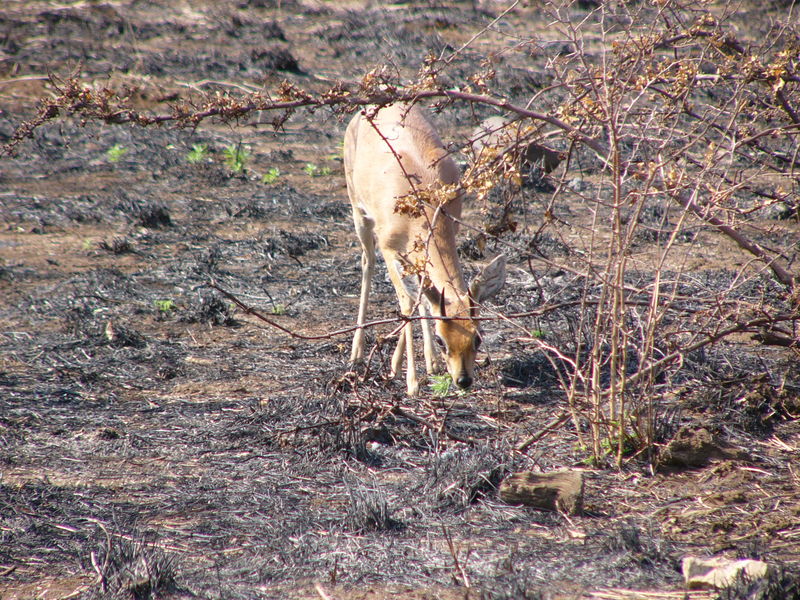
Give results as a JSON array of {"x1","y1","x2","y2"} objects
[{"x1": 343, "y1": 102, "x2": 506, "y2": 396}]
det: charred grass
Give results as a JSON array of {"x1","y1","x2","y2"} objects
[{"x1": 2, "y1": 1, "x2": 800, "y2": 599}]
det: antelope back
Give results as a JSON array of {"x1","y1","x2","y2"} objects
[{"x1": 345, "y1": 103, "x2": 461, "y2": 223}]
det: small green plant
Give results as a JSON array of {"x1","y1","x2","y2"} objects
[
  {"x1": 186, "y1": 143, "x2": 209, "y2": 164},
  {"x1": 223, "y1": 144, "x2": 250, "y2": 173},
  {"x1": 529, "y1": 329, "x2": 546, "y2": 339},
  {"x1": 154, "y1": 299, "x2": 176, "y2": 313},
  {"x1": 270, "y1": 303, "x2": 286, "y2": 315},
  {"x1": 304, "y1": 163, "x2": 333, "y2": 178},
  {"x1": 429, "y1": 374, "x2": 453, "y2": 397},
  {"x1": 576, "y1": 427, "x2": 640, "y2": 467},
  {"x1": 600, "y1": 427, "x2": 640, "y2": 458},
  {"x1": 106, "y1": 144, "x2": 127, "y2": 163},
  {"x1": 262, "y1": 167, "x2": 281, "y2": 184},
  {"x1": 328, "y1": 141, "x2": 344, "y2": 160}
]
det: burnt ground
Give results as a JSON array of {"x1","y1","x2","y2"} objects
[{"x1": 1, "y1": 1, "x2": 800, "y2": 599}]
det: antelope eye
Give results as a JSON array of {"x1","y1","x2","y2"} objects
[{"x1": 435, "y1": 335, "x2": 446, "y2": 350}]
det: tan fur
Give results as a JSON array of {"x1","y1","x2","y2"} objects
[{"x1": 344, "y1": 103, "x2": 506, "y2": 395}]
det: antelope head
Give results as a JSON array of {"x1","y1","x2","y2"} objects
[{"x1": 424, "y1": 255, "x2": 506, "y2": 390}]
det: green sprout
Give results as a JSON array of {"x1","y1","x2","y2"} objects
[
  {"x1": 304, "y1": 163, "x2": 333, "y2": 178},
  {"x1": 429, "y1": 374, "x2": 453, "y2": 397},
  {"x1": 154, "y1": 299, "x2": 176, "y2": 313},
  {"x1": 186, "y1": 143, "x2": 209, "y2": 164},
  {"x1": 223, "y1": 144, "x2": 250, "y2": 173},
  {"x1": 262, "y1": 167, "x2": 281, "y2": 184},
  {"x1": 328, "y1": 141, "x2": 344, "y2": 160},
  {"x1": 106, "y1": 144, "x2": 127, "y2": 163},
  {"x1": 270, "y1": 303, "x2": 286, "y2": 315}
]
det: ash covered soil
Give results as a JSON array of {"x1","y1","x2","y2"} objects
[{"x1": 1, "y1": 1, "x2": 799, "y2": 599}]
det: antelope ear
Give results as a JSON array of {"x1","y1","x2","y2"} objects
[
  {"x1": 423, "y1": 286, "x2": 445, "y2": 317},
  {"x1": 469, "y1": 255, "x2": 507, "y2": 302}
]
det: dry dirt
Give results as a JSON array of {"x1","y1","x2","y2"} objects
[{"x1": 1, "y1": 1, "x2": 799, "y2": 600}]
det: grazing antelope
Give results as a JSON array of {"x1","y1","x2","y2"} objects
[{"x1": 343, "y1": 103, "x2": 506, "y2": 396}]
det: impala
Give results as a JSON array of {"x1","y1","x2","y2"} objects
[{"x1": 343, "y1": 102, "x2": 506, "y2": 395}]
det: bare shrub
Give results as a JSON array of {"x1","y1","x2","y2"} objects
[{"x1": 463, "y1": 0, "x2": 800, "y2": 466}]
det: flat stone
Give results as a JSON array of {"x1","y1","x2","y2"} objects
[
  {"x1": 682, "y1": 555, "x2": 769, "y2": 589},
  {"x1": 498, "y1": 470, "x2": 584, "y2": 515}
]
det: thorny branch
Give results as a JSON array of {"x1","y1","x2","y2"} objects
[{"x1": 208, "y1": 281, "x2": 593, "y2": 339}]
